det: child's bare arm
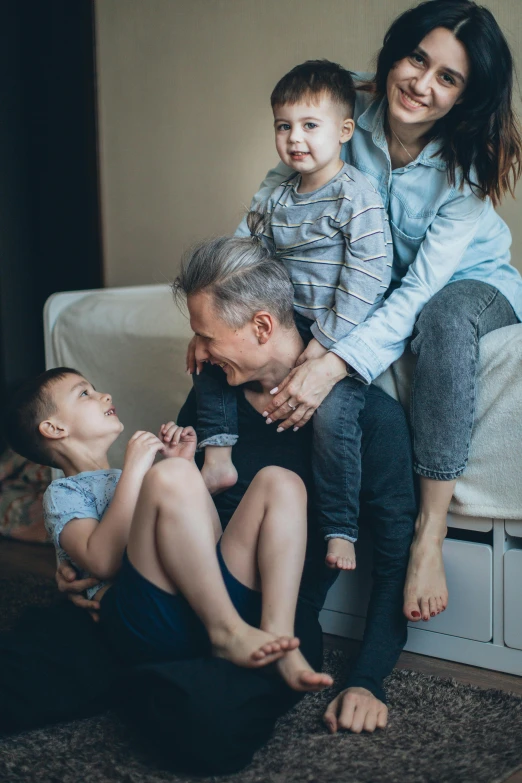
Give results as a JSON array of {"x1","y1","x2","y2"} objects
[{"x1": 59, "y1": 431, "x2": 163, "y2": 581}]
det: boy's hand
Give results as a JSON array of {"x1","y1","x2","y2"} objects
[
  {"x1": 262, "y1": 353, "x2": 348, "y2": 431},
  {"x1": 159, "y1": 423, "x2": 197, "y2": 461},
  {"x1": 123, "y1": 431, "x2": 164, "y2": 476},
  {"x1": 186, "y1": 335, "x2": 205, "y2": 375},
  {"x1": 296, "y1": 337, "x2": 328, "y2": 366},
  {"x1": 55, "y1": 562, "x2": 101, "y2": 622}
]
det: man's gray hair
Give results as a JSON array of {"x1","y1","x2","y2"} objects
[{"x1": 173, "y1": 212, "x2": 295, "y2": 329}]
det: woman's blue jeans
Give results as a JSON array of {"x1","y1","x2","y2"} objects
[{"x1": 411, "y1": 280, "x2": 518, "y2": 480}]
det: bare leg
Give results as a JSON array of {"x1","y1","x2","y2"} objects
[
  {"x1": 403, "y1": 477, "x2": 453, "y2": 622},
  {"x1": 127, "y1": 458, "x2": 294, "y2": 667},
  {"x1": 220, "y1": 466, "x2": 333, "y2": 692},
  {"x1": 325, "y1": 538, "x2": 356, "y2": 571},
  {"x1": 201, "y1": 445, "x2": 238, "y2": 495}
]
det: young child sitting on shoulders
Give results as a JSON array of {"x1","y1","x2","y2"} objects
[
  {"x1": 4, "y1": 367, "x2": 332, "y2": 692},
  {"x1": 189, "y1": 60, "x2": 393, "y2": 572}
]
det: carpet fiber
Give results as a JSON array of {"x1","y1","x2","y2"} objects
[{"x1": 1, "y1": 574, "x2": 522, "y2": 783}]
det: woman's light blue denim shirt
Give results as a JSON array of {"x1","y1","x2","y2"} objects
[{"x1": 237, "y1": 75, "x2": 522, "y2": 383}]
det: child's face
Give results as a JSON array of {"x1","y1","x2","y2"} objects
[
  {"x1": 42, "y1": 374, "x2": 123, "y2": 445},
  {"x1": 273, "y1": 92, "x2": 354, "y2": 181}
]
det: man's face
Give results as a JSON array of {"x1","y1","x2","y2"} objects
[
  {"x1": 188, "y1": 292, "x2": 269, "y2": 386},
  {"x1": 46, "y1": 374, "x2": 123, "y2": 442}
]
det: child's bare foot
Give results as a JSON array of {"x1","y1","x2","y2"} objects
[
  {"x1": 201, "y1": 447, "x2": 238, "y2": 495},
  {"x1": 325, "y1": 538, "x2": 356, "y2": 570},
  {"x1": 276, "y1": 648, "x2": 334, "y2": 692},
  {"x1": 211, "y1": 622, "x2": 299, "y2": 669},
  {"x1": 403, "y1": 527, "x2": 448, "y2": 622}
]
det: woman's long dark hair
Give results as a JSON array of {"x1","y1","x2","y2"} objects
[{"x1": 365, "y1": 0, "x2": 522, "y2": 205}]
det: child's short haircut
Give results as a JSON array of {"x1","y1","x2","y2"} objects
[
  {"x1": 4, "y1": 367, "x2": 81, "y2": 467},
  {"x1": 270, "y1": 59, "x2": 356, "y2": 117}
]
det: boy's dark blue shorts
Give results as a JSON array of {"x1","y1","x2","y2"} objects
[{"x1": 99, "y1": 539, "x2": 262, "y2": 666}]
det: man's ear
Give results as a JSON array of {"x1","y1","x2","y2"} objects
[
  {"x1": 252, "y1": 311, "x2": 274, "y2": 345},
  {"x1": 340, "y1": 117, "x2": 355, "y2": 144},
  {"x1": 39, "y1": 419, "x2": 68, "y2": 441}
]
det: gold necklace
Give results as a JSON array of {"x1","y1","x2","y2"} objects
[{"x1": 390, "y1": 126, "x2": 415, "y2": 163}]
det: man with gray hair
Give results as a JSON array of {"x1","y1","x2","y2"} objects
[{"x1": 173, "y1": 226, "x2": 416, "y2": 741}]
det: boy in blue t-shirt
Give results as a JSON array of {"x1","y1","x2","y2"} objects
[{"x1": 5, "y1": 366, "x2": 332, "y2": 692}]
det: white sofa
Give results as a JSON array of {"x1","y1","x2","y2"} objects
[{"x1": 44, "y1": 284, "x2": 522, "y2": 676}]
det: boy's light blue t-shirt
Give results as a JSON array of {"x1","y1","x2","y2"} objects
[{"x1": 43, "y1": 469, "x2": 122, "y2": 598}]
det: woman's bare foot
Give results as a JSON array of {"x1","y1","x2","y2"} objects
[
  {"x1": 276, "y1": 648, "x2": 334, "y2": 692},
  {"x1": 201, "y1": 447, "x2": 238, "y2": 496},
  {"x1": 211, "y1": 622, "x2": 299, "y2": 669},
  {"x1": 403, "y1": 527, "x2": 448, "y2": 622},
  {"x1": 325, "y1": 538, "x2": 356, "y2": 570}
]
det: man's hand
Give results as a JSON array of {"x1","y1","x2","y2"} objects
[
  {"x1": 55, "y1": 561, "x2": 101, "y2": 621},
  {"x1": 323, "y1": 687, "x2": 388, "y2": 734},
  {"x1": 262, "y1": 352, "x2": 348, "y2": 431},
  {"x1": 123, "y1": 430, "x2": 164, "y2": 477},
  {"x1": 159, "y1": 423, "x2": 197, "y2": 461},
  {"x1": 186, "y1": 335, "x2": 205, "y2": 375}
]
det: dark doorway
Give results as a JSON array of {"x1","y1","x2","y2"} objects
[{"x1": 0, "y1": 0, "x2": 103, "y2": 430}]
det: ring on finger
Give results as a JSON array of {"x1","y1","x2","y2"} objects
[{"x1": 288, "y1": 402, "x2": 297, "y2": 410}]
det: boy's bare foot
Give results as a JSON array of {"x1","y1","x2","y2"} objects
[
  {"x1": 211, "y1": 622, "x2": 299, "y2": 669},
  {"x1": 276, "y1": 648, "x2": 334, "y2": 692},
  {"x1": 403, "y1": 528, "x2": 448, "y2": 622},
  {"x1": 201, "y1": 449, "x2": 238, "y2": 496},
  {"x1": 325, "y1": 538, "x2": 356, "y2": 570}
]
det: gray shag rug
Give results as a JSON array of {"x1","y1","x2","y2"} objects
[{"x1": 1, "y1": 574, "x2": 522, "y2": 783}]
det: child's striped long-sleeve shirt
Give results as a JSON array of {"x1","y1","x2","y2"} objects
[{"x1": 262, "y1": 163, "x2": 393, "y2": 370}]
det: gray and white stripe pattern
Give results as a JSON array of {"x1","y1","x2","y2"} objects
[{"x1": 263, "y1": 163, "x2": 393, "y2": 350}]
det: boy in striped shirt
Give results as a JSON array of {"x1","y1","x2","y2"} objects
[{"x1": 191, "y1": 61, "x2": 392, "y2": 571}]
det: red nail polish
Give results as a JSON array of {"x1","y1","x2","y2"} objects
[
  {"x1": 430, "y1": 612, "x2": 435, "y2": 617},
  {"x1": 412, "y1": 611, "x2": 420, "y2": 618}
]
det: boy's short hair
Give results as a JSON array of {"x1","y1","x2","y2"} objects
[
  {"x1": 4, "y1": 367, "x2": 81, "y2": 467},
  {"x1": 270, "y1": 59, "x2": 356, "y2": 117}
]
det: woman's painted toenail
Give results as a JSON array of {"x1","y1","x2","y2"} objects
[
  {"x1": 430, "y1": 612, "x2": 435, "y2": 617},
  {"x1": 412, "y1": 611, "x2": 420, "y2": 618}
]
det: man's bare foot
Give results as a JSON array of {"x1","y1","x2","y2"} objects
[
  {"x1": 201, "y1": 449, "x2": 238, "y2": 496},
  {"x1": 403, "y1": 527, "x2": 448, "y2": 622},
  {"x1": 276, "y1": 648, "x2": 333, "y2": 692},
  {"x1": 211, "y1": 622, "x2": 299, "y2": 669},
  {"x1": 325, "y1": 538, "x2": 356, "y2": 570}
]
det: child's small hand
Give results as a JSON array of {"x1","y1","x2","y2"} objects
[
  {"x1": 159, "y1": 422, "x2": 197, "y2": 462},
  {"x1": 123, "y1": 430, "x2": 164, "y2": 476}
]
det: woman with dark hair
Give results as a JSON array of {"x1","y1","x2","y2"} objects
[{"x1": 248, "y1": 0, "x2": 522, "y2": 631}]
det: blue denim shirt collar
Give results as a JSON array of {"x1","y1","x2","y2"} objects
[{"x1": 357, "y1": 95, "x2": 446, "y2": 172}]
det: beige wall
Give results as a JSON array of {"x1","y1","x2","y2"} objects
[{"x1": 95, "y1": 0, "x2": 522, "y2": 287}]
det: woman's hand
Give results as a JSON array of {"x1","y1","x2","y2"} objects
[
  {"x1": 159, "y1": 423, "x2": 197, "y2": 461},
  {"x1": 323, "y1": 687, "x2": 388, "y2": 734},
  {"x1": 295, "y1": 337, "x2": 328, "y2": 366},
  {"x1": 55, "y1": 561, "x2": 101, "y2": 621},
  {"x1": 262, "y1": 352, "x2": 348, "y2": 431}
]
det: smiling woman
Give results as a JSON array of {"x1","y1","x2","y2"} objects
[{"x1": 239, "y1": 0, "x2": 522, "y2": 628}]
